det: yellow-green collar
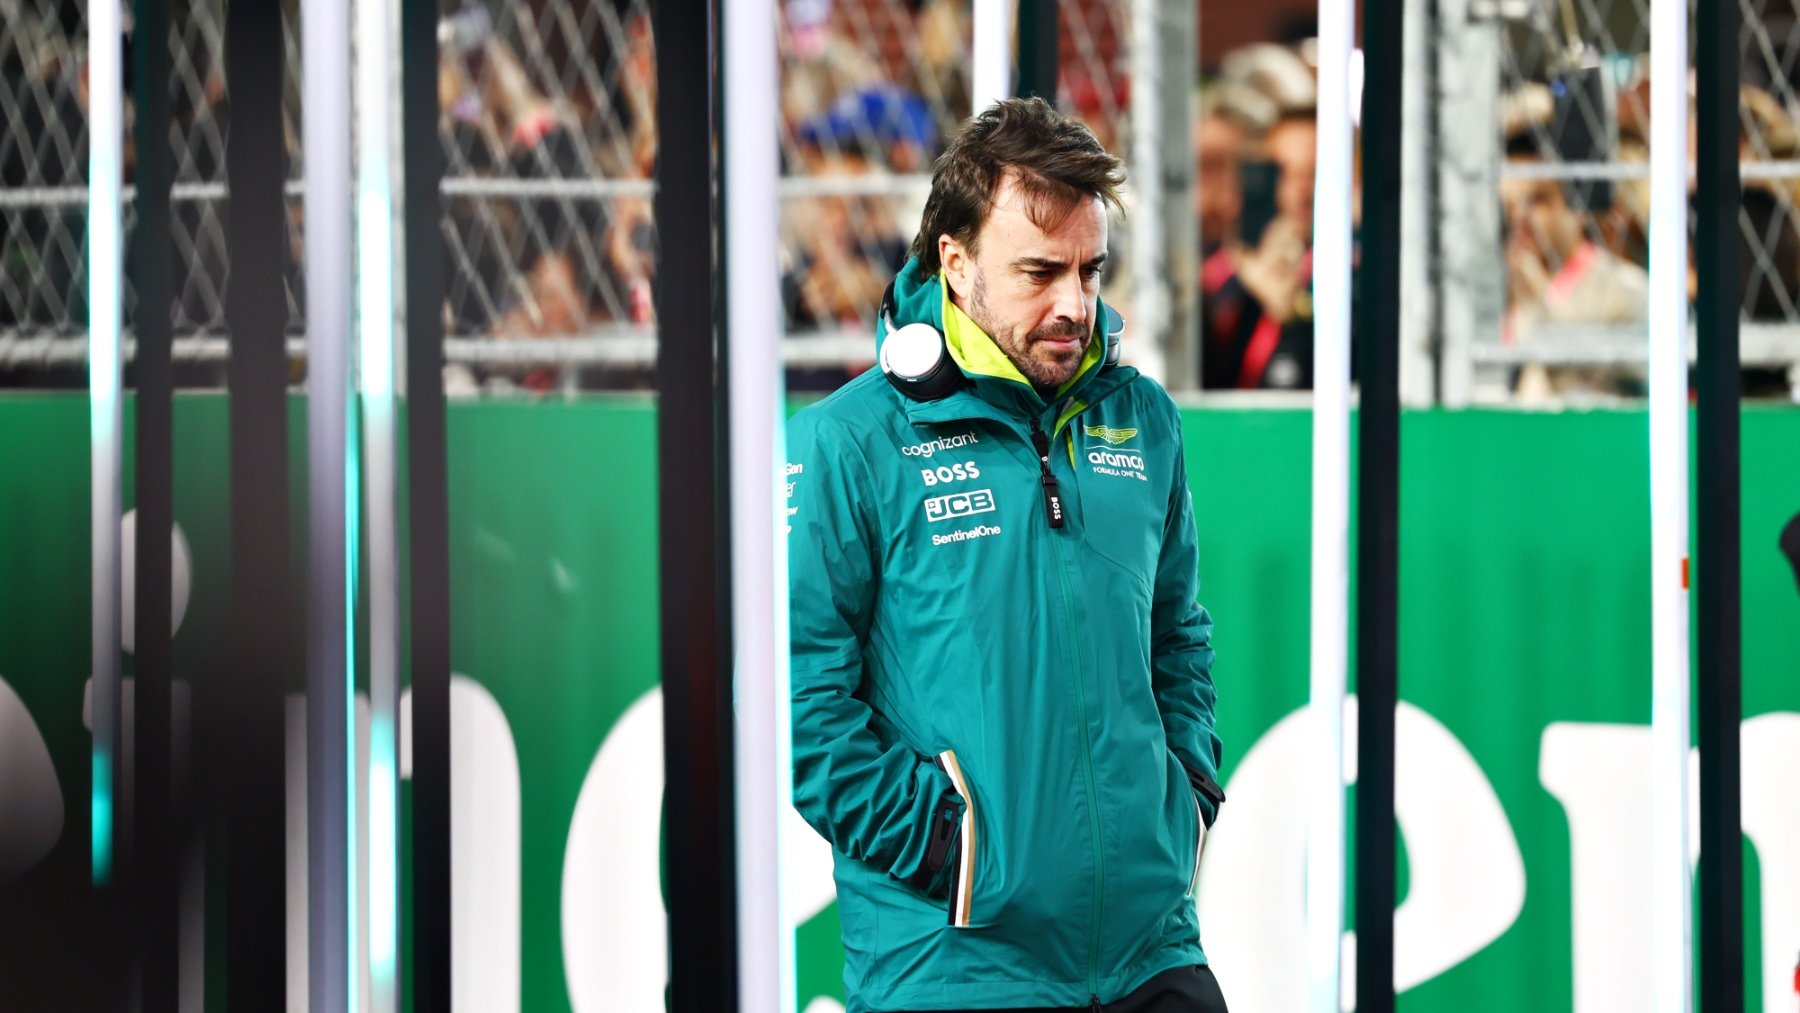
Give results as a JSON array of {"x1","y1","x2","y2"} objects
[{"x1": 940, "y1": 277, "x2": 1103, "y2": 399}]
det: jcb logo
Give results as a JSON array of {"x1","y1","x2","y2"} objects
[
  {"x1": 923, "y1": 488, "x2": 996, "y2": 523},
  {"x1": 920, "y1": 462, "x2": 981, "y2": 486}
]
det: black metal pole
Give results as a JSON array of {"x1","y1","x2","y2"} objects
[
  {"x1": 130, "y1": 0, "x2": 176, "y2": 1006},
  {"x1": 222, "y1": 0, "x2": 292, "y2": 1004},
  {"x1": 1355, "y1": 0, "x2": 1403, "y2": 1010},
  {"x1": 654, "y1": 2, "x2": 737, "y2": 1010},
  {"x1": 1695, "y1": 0, "x2": 1744, "y2": 1007},
  {"x1": 401, "y1": 0, "x2": 452, "y2": 1005},
  {"x1": 1014, "y1": 0, "x2": 1059, "y2": 104}
]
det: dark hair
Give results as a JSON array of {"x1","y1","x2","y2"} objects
[{"x1": 909, "y1": 96, "x2": 1125, "y2": 279}]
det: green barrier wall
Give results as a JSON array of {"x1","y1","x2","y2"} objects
[{"x1": 1, "y1": 394, "x2": 1796, "y2": 1011}]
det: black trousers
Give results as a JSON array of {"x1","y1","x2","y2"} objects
[{"x1": 881, "y1": 964, "x2": 1229, "y2": 1013}]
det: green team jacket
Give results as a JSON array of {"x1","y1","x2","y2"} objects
[{"x1": 788, "y1": 261, "x2": 1224, "y2": 1012}]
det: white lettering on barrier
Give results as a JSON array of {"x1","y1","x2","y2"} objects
[
  {"x1": 1197, "y1": 697, "x2": 1525, "y2": 1011},
  {"x1": 561, "y1": 688, "x2": 837, "y2": 1012},
  {"x1": 559, "y1": 695, "x2": 1799, "y2": 1010},
  {"x1": 1541, "y1": 714, "x2": 1800, "y2": 1013}
]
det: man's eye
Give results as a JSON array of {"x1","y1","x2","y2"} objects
[
  {"x1": 1081, "y1": 266, "x2": 1103, "y2": 282},
  {"x1": 1028, "y1": 270, "x2": 1054, "y2": 283}
]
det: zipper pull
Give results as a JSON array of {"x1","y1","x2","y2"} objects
[
  {"x1": 1028, "y1": 416, "x2": 1065, "y2": 529},
  {"x1": 1090, "y1": 995, "x2": 1102, "y2": 1012}
]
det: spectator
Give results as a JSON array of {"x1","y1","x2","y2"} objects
[
  {"x1": 781, "y1": 141, "x2": 908, "y2": 331},
  {"x1": 1193, "y1": 82, "x2": 1276, "y2": 260},
  {"x1": 780, "y1": 0, "x2": 881, "y2": 166},
  {"x1": 910, "y1": 0, "x2": 971, "y2": 120},
  {"x1": 1201, "y1": 102, "x2": 1320, "y2": 391},
  {"x1": 1500, "y1": 131, "x2": 1650, "y2": 400},
  {"x1": 800, "y1": 85, "x2": 941, "y2": 172}
]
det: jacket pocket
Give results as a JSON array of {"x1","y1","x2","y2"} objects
[
  {"x1": 934, "y1": 749, "x2": 978, "y2": 928},
  {"x1": 1186, "y1": 789, "x2": 1206, "y2": 896}
]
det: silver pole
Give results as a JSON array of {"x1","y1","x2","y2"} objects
[
  {"x1": 356, "y1": 0, "x2": 402, "y2": 1006},
  {"x1": 87, "y1": 0, "x2": 125, "y2": 887},
  {"x1": 304, "y1": 0, "x2": 355, "y2": 1004},
  {"x1": 1128, "y1": 0, "x2": 1197, "y2": 388},
  {"x1": 971, "y1": 0, "x2": 1014, "y2": 115},
  {"x1": 1399, "y1": 0, "x2": 1436, "y2": 405},
  {"x1": 1307, "y1": 0, "x2": 1355, "y2": 1008},
  {"x1": 1647, "y1": 0, "x2": 1694, "y2": 1003},
  {"x1": 1432, "y1": 0, "x2": 1503, "y2": 407},
  {"x1": 726, "y1": 0, "x2": 790, "y2": 1006}
]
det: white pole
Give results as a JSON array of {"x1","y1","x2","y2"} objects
[
  {"x1": 1647, "y1": 0, "x2": 1693, "y2": 1005},
  {"x1": 726, "y1": 0, "x2": 790, "y2": 1009},
  {"x1": 355, "y1": 0, "x2": 401, "y2": 1007},
  {"x1": 971, "y1": 0, "x2": 1015, "y2": 116},
  {"x1": 87, "y1": 0, "x2": 124, "y2": 888},
  {"x1": 1128, "y1": 0, "x2": 1168, "y2": 383},
  {"x1": 1308, "y1": 0, "x2": 1355, "y2": 1010},
  {"x1": 304, "y1": 0, "x2": 356, "y2": 1005}
]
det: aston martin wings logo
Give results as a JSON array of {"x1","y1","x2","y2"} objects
[{"x1": 1083, "y1": 424, "x2": 1138, "y2": 446}]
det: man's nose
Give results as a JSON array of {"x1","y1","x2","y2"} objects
[{"x1": 1052, "y1": 272, "x2": 1088, "y2": 327}]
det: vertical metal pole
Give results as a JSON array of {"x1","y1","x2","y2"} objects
[
  {"x1": 1398, "y1": 0, "x2": 1437, "y2": 405},
  {"x1": 1014, "y1": 0, "x2": 1058, "y2": 103},
  {"x1": 971, "y1": 0, "x2": 1014, "y2": 115},
  {"x1": 1308, "y1": 0, "x2": 1355, "y2": 1009},
  {"x1": 223, "y1": 0, "x2": 293, "y2": 1004},
  {"x1": 1432, "y1": 0, "x2": 1502, "y2": 407},
  {"x1": 1128, "y1": 0, "x2": 1196, "y2": 389},
  {"x1": 131, "y1": 0, "x2": 178, "y2": 1002},
  {"x1": 88, "y1": 0, "x2": 124, "y2": 893},
  {"x1": 723, "y1": 0, "x2": 788, "y2": 1008},
  {"x1": 355, "y1": 0, "x2": 401, "y2": 1007},
  {"x1": 655, "y1": 2, "x2": 736, "y2": 1010},
  {"x1": 1694, "y1": 0, "x2": 1743, "y2": 1007},
  {"x1": 400, "y1": 0, "x2": 451, "y2": 1005},
  {"x1": 1647, "y1": 0, "x2": 1693, "y2": 1005},
  {"x1": 1356, "y1": 0, "x2": 1405, "y2": 1009},
  {"x1": 303, "y1": 0, "x2": 356, "y2": 1003}
]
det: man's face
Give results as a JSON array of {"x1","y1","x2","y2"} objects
[
  {"x1": 1264, "y1": 117, "x2": 1317, "y2": 230},
  {"x1": 1195, "y1": 114, "x2": 1246, "y2": 249},
  {"x1": 939, "y1": 170, "x2": 1109, "y2": 391}
]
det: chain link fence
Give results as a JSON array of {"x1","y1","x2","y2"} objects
[
  {"x1": 9, "y1": 0, "x2": 1792, "y2": 397},
  {"x1": 1456, "y1": 0, "x2": 1800, "y2": 400}
]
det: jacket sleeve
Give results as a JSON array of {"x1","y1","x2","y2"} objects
[
  {"x1": 1151, "y1": 416, "x2": 1226, "y2": 826},
  {"x1": 786, "y1": 411, "x2": 963, "y2": 893}
]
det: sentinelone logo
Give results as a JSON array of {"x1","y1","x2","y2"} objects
[
  {"x1": 932, "y1": 524, "x2": 1002, "y2": 546},
  {"x1": 901, "y1": 431, "x2": 980, "y2": 458}
]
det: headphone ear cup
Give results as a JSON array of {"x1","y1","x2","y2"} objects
[
  {"x1": 881, "y1": 322, "x2": 962, "y2": 401},
  {"x1": 1100, "y1": 304, "x2": 1126, "y2": 368}
]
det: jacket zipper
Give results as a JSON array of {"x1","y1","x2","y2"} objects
[
  {"x1": 1027, "y1": 416, "x2": 1065, "y2": 528},
  {"x1": 1039, "y1": 404, "x2": 1105, "y2": 1003}
]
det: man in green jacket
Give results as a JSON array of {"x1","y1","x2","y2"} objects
[{"x1": 788, "y1": 97, "x2": 1228, "y2": 1013}]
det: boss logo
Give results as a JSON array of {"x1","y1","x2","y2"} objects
[
  {"x1": 920, "y1": 462, "x2": 982, "y2": 486},
  {"x1": 923, "y1": 488, "x2": 996, "y2": 523}
]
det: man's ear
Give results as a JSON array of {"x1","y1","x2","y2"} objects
[{"x1": 939, "y1": 234, "x2": 971, "y2": 299}]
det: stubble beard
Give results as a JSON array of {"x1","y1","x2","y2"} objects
[{"x1": 968, "y1": 269, "x2": 1089, "y2": 391}]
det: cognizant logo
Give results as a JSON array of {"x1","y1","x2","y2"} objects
[{"x1": 901, "y1": 431, "x2": 980, "y2": 458}]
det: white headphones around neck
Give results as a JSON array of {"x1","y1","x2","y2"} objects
[{"x1": 877, "y1": 282, "x2": 1123, "y2": 402}]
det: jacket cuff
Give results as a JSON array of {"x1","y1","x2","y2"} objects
[{"x1": 1182, "y1": 760, "x2": 1227, "y2": 828}]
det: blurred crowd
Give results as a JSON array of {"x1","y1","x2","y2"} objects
[
  {"x1": 4, "y1": 0, "x2": 1800, "y2": 398},
  {"x1": 1194, "y1": 35, "x2": 1800, "y2": 397}
]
